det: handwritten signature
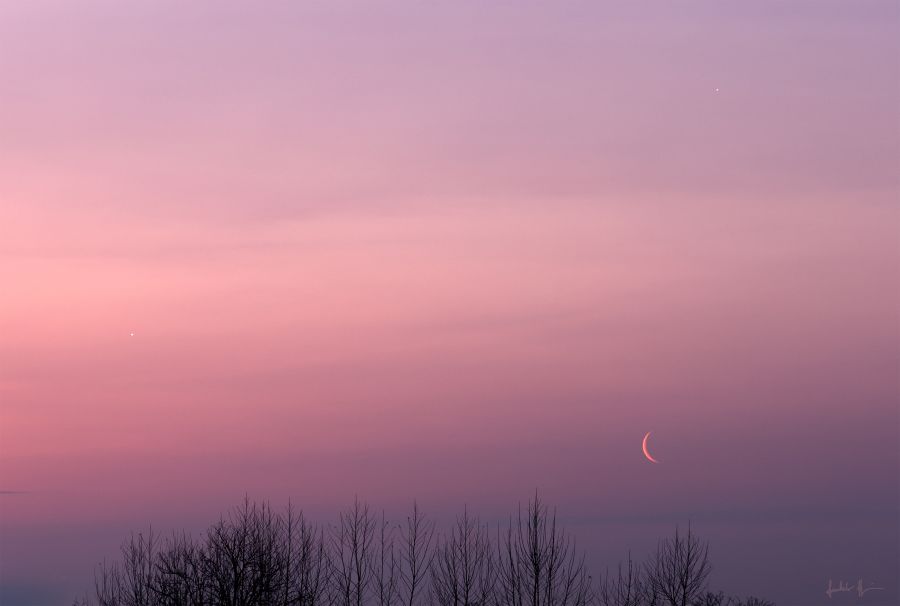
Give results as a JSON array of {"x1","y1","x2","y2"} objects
[{"x1": 825, "y1": 579, "x2": 884, "y2": 599}]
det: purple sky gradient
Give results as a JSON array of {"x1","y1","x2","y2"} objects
[{"x1": 1, "y1": 2, "x2": 898, "y2": 605}]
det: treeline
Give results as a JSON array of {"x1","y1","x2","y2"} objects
[{"x1": 73, "y1": 496, "x2": 773, "y2": 606}]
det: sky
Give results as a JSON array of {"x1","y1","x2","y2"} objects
[{"x1": 0, "y1": 2, "x2": 898, "y2": 605}]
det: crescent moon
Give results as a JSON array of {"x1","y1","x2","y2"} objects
[{"x1": 642, "y1": 432, "x2": 660, "y2": 464}]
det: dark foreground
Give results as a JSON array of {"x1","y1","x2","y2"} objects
[{"x1": 74, "y1": 496, "x2": 774, "y2": 606}]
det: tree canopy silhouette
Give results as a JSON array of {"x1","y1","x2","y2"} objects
[{"x1": 72, "y1": 496, "x2": 773, "y2": 606}]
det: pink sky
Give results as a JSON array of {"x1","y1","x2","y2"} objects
[{"x1": 1, "y1": 2, "x2": 897, "y2": 605}]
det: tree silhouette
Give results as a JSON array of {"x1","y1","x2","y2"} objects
[
  {"x1": 330, "y1": 498, "x2": 377, "y2": 606},
  {"x1": 597, "y1": 552, "x2": 642, "y2": 606},
  {"x1": 283, "y1": 502, "x2": 330, "y2": 606},
  {"x1": 496, "y1": 495, "x2": 593, "y2": 606},
  {"x1": 73, "y1": 496, "x2": 774, "y2": 606},
  {"x1": 372, "y1": 512, "x2": 400, "y2": 606},
  {"x1": 643, "y1": 524, "x2": 710, "y2": 606},
  {"x1": 399, "y1": 502, "x2": 435, "y2": 606},
  {"x1": 431, "y1": 508, "x2": 495, "y2": 606}
]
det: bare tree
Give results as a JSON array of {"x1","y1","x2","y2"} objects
[
  {"x1": 431, "y1": 507, "x2": 496, "y2": 606},
  {"x1": 644, "y1": 525, "x2": 710, "y2": 606},
  {"x1": 73, "y1": 496, "x2": 774, "y2": 606},
  {"x1": 78, "y1": 500, "x2": 330, "y2": 606},
  {"x1": 330, "y1": 498, "x2": 377, "y2": 606},
  {"x1": 372, "y1": 512, "x2": 400, "y2": 606},
  {"x1": 284, "y1": 503, "x2": 331, "y2": 606},
  {"x1": 123, "y1": 530, "x2": 159, "y2": 606},
  {"x1": 496, "y1": 495, "x2": 593, "y2": 606},
  {"x1": 89, "y1": 531, "x2": 158, "y2": 606},
  {"x1": 200, "y1": 498, "x2": 288, "y2": 606},
  {"x1": 93, "y1": 558, "x2": 124, "y2": 606},
  {"x1": 154, "y1": 532, "x2": 206, "y2": 606},
  {"x1": 598, "y1": 552, "x2": 642, "y2": 606},
  {"x1": 691, "y1": 591, "x2": 729, "y2": 606},
  {"x1": 399, "y1": 502, "x2": 435, "y2": 606},
  {"x1": 688, "y1": 593, "x2": 774, "y2": 606}
]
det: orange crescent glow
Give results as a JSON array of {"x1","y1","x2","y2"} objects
[{"x1": 642, "y1": 431, "x2": 660, "y2": 464}]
